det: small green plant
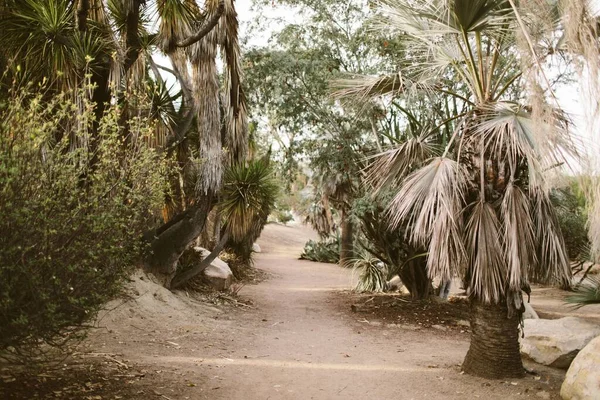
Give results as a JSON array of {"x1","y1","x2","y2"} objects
[
  {"x1": 275, "y1": 210, "x2": 294, "y2": 225},
  {"x1": 350, "y1": 253, "x2": 388, "y2": 293},
  {"x1": 300, "y1": 236, "x2": 340, "y2": 263}
]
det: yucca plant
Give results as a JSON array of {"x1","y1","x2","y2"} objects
[
  {"x1": 350, "y1": 252, "x2": 388, "y2": 293},
  {"x1": 338, "y1": 0, "x2": 579, "y2": 378},
  {"x1": 221, "y1": 159, "x2": 279, "y2": 267}
]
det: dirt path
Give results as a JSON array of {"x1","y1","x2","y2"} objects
[{"x1": 82, "y1": 223, "x2": 566, "y2": 400}]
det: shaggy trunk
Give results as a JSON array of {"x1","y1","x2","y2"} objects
[
  {"x1": 145, "y1": 193, "x2": 214, "y2": 286},
  {"x1": 399, "y1": 253, "x2": 431, "y2": 300},
  {"x1": 462, "y1": 299, "x2": 525, "y2": 379},
  {"x1": 339, "y1": 208, "x2": 354, "y2": 266}
]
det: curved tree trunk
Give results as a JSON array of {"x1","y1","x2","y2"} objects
[
  {"x1": 339, "y1": 208, "x2": 354, "y2": 267},
  {"x1": 145, "y1": 193, "x2": 214, "y2": 286},
  {"x1": 399, "y1": 255, "x2": 431, "y2": 300},
  {"x1": 462, "y1": 299, "x2": 525, "y2": 379}
]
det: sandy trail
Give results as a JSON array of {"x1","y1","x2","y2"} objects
[
  {"x1": 109, "y1": 223, "x2": 562, "y2": 400},
  {"x1": 88, "y1": 222, "x2": 575, "y2": 399}
]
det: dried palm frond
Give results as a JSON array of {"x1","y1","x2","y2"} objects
[
  {"x1": 466, "y1": 200, "x2": 506, "y2": 303},
  {"x1": 366, "y1": 131, "x2": 440, "y2": 192},
  {"x1": 386, "y1": 157, "x2": 468, "y2": 280},
  {"x1": 531, "y1": 189, "x2": 571, "y2": 287},
  {"x1": 387, "y1": 157, "x2": 467, "y2": 241},
  {"x1": 501, "y1": 182, "x2": 535, "y2": 292}
]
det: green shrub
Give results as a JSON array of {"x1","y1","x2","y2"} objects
[
  {"x1": 300, "y1": 236, "x2": 340, "y2": 263},
  {"x1": 275, "y1": 210, "x2": 294, "y2": 225},
  {"x1": 0, "y1": 89, "x2": 167, "y2": 360}
]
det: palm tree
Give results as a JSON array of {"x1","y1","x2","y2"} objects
[
  {"x1": 0, "y1": 0, "x2": 249, "y2": 286},
  {"x1": 338, "y1": 0, "x2": 576, "y2": 378}
]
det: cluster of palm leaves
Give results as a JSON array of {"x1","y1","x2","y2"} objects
[{"x1": 340, "y1": 0, "x2": 576, "y2": 313}]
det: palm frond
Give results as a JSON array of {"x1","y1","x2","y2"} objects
[
  {"x1": 387, "y1": 157, "x2": 468, "y2": 280},
  {"x1": 471, "y1": 102, "x2": 578, "y2": 189},
  {"x1": 366, "y1": 130, "x2": 439, "y2": 192},
  {"x1": 566, "y1": 276, "x2": 600, "y2": 308},
  {"x1": 466, "y1": 200, "x2": 506, "y2": 303},
  {"x1": 501, "y1": 182, "x2": 535, "y2": 292},
  {"x1": 387, "y1": 157, "x2": 467, "y2": 240},
  {"x1": 531, "y1": 190, "x2": 571, "y2": 287}
]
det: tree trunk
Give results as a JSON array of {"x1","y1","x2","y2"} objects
[
  {"x1": 399, "y1": 255, "x2": 431, "y2": 300},
  {"x1": 339, "y1": 208, "x2": 354, "y2": 267},
  {"x1": 462, "y1": 299, "x2": 525, "y2": 379},
  {"x1": 145, "y1": 193, "x2": 214, "y2": 286}
]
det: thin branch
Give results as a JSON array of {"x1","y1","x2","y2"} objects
[{"x1": 176, "y1": 0, "x2": 225, "y2": 48}]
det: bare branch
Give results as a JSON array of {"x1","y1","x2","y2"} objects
[{"x1": 176, "y1": 0, "x2": 225, "y2": 48}]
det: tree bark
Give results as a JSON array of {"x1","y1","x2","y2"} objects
[
  {"x1": 462, "y1": 299, "x2": 525, "y2": 379},
  {"x1": 171, "y1": 232, "x2": 229, "y2": 289},
  {"x1": 399, "y1": 254, "x2": 431, "y2": 300},
  {"x1": 145, "y1": 193, "x2": 214, "y2": 285},
  {"x1": 339, "y1": 208, "x2": 354, "y2": 267}
]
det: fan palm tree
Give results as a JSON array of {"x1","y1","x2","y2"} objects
[
  {"x1": 338, "y1": 0, "x2": 576, "y2": 378},
  {"x1": 0, "y1": 0, "x2": 249, "y2": 286}
]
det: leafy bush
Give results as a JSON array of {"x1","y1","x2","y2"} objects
[
  {"x1": 350, "y1": 253, "x2": 388, "y2": 293},
  {"x1": 274, "y1": 209, "x2": 294, "y2": 225},
  {"x1": 0, "y1": 89, "x2": 167, "y2": 360},
  {"x1": 300, "y1": 236, "x2": 340, "y2": 263}
]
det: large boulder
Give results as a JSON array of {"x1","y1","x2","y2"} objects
[
  {"x1": 521, "y1": 317, "x2": 600, "y2": 369},
  {"x1": 561, "y1": 335, "x2": 600, "y2": 400},
  {"x1": 193, "y1": 247, "x2": 233, "y2": 291}
]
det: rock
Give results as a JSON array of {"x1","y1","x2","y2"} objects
[
  {"x1": 536, "y1": 391, "x2": 550, "y2": 399},
  {"x1": 431, "y1": 324, "x2": 447, "y2": 331},
  {"x1": 456, "y1": 320, "x2": 470, "y2": 328},
  {"x1": 386, "y1": 275, "x2": 402, "y2": 291},
  {"x1": 252, "y1": 243, "x2": 262, "y2": 253},
  {"x1": 193, "y1": 247, "x2": 233, "y2": 291},
  {"x1": 561, "y1": 335, "x2": 600, "y2": 400},
  {"x1": 521, "y1": 317, "x2": 600, "y2": 369},
  {"x1": 523, "y1": 302, "x2": 539, "y2": 319}
]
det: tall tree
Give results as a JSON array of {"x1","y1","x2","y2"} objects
[{"x1": 340, "y1": 0, "x2": 576, "y2": 378}]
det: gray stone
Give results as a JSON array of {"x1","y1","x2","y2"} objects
[
  {"x1": 252, "y1": 243, "x2": 262, "y2": 253},
  {"x1": 193, "y1": 247, "x2": 233, "y2": 291},
  {"x1": 523, "y1": 302, "x2": 539, "y2": 319},
  {"x1": 521, "y1": 317, "x2": 600, "y2": 370},
  {"x1": 561, "y1": 335, "x2": 600, "y2": 400}
]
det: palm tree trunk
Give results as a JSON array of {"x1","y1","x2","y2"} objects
[
  {"x1": 339, "y1": 208, "x2": 354, "y2": 266},
  {"x1": 462, "y1": 299, "x2": 525, "y2": 379}
]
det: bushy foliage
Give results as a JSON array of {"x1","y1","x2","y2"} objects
[
  {"x1": 0, "y1": 89, "x2": 167, "y2": 359},
  {"x1": 221, "y1": 160, "x2": 279, "y2": 266},
  {"x1": 300, "y1": 237, "x2": 340, "y2": 264}
]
